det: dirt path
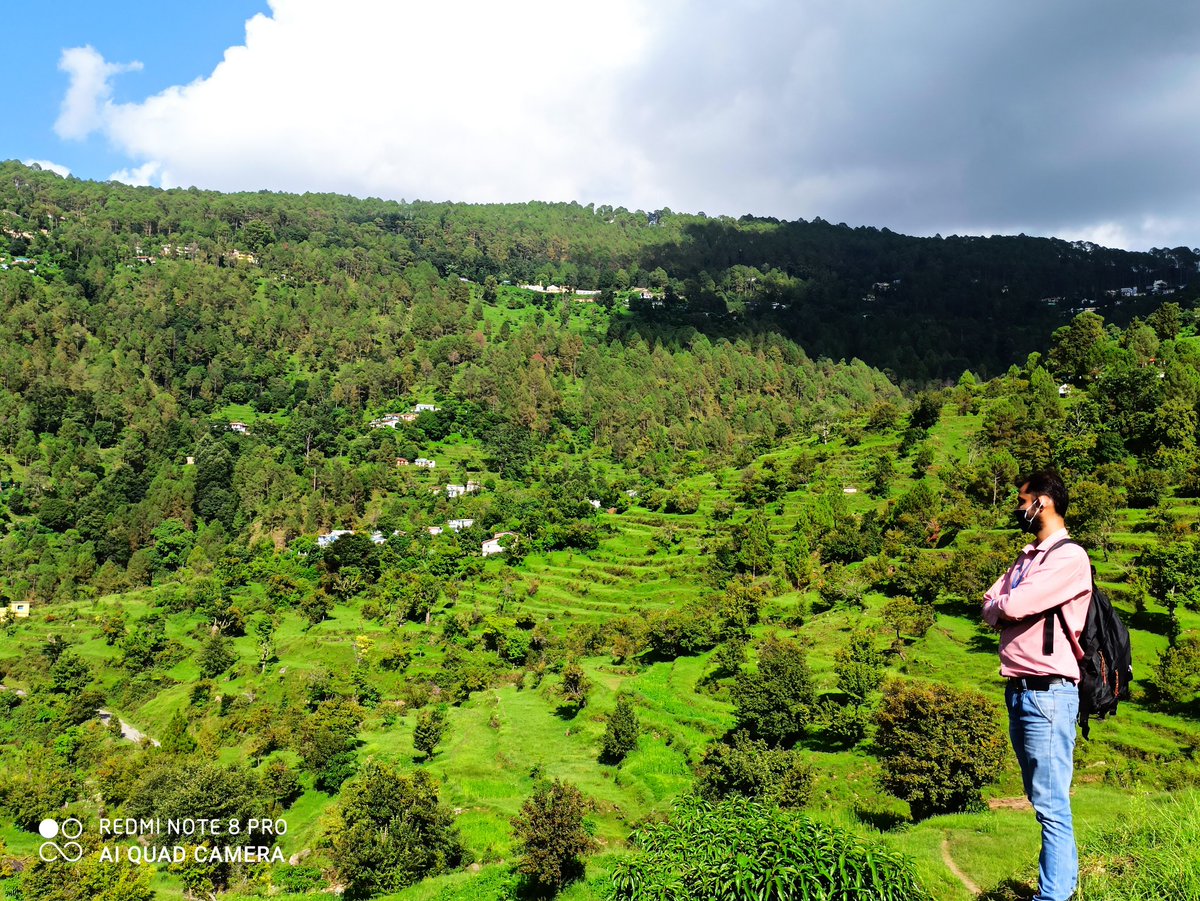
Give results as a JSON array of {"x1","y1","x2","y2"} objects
[
  {"x1": 97, "y1": 709, "x2": 160, "y2": 747},
  {"x1": 941, "y1": 834, "x2": 981, "y2": 897}
]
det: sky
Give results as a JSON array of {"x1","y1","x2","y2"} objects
[{"x1": 4, "y1": 0, "x2": 1200, "y2": 252}]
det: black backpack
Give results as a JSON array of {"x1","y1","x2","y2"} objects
[{"x1": 1041, "y1": 539, "x2": 1134, "y2": 739}]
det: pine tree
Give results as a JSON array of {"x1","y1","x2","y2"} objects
[{"x1": 600, "y1": 694, "x2": 639, "y2": 764}]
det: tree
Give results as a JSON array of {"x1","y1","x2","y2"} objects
[
  {"x1": 197, "y1": 630, "x2": 237, "y2": 678},
  {"x1": 558, "y1": 662, "x2": 590, "y2": 713},
  {"x1": 327, "y1": 762, "x2": 465, "y2": 899},
  {"x1": 693, "y1": 731, "x2": 813, "y2": 807},
  {"x1": 161, "y1": 710, "x2": 198, "y2": 755},
  {"x1": 730, "y1": 635, "x2": 815, "y2": 747},
  {"x1": 874, "y1": 680, "x2": 1006, "y2": 820},
  {"x1": 881, "y1": 595, "x2": 936, "y2": 645},
  {"x1": 834, "y1": 630, "x2": 886, "y2": 703},
  {"x1": 867, "y1": 451, "x2": 896, "y2": 498},
  {"x1": 600, "y1": 694, "x2": 639, "y2": 764},
  {"x1": 413, "y1": 706, "x2": 447, "y2": 760},
  {"x1": 511, "y1": 779, "x2": 596, "y2": 897}
]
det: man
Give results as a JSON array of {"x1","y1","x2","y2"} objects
[{"x1": 982, "y1": 470, "x2": 1091, "y2": 901}]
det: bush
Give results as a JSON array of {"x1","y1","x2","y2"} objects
[
  {"x1": 327, "y1": 761, "x2": 466, "y2": 899},
  {"x1": 611, "y1": 796, "x2": 928, "y2": 901},
  {"x1": 874, "y1": 680, "x2": 1006, "y2": 820},
  {"x1": 600, "y1": 694, "x2": 640, "y2": 764},
  {"x1": 694, "y1": 731, "x2": 813, "y2": 808},
  {"x1": 511, "y1": 778, "x2": 596, "y2": 897},
  {"x1": 413, "y1": 705, "x2": 447, "y2": 759},
  {"x1": 730, "y1": 635, "x2": 815, "y2": 747}
]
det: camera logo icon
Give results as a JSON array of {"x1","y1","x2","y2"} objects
[{"x1": 38, "y1": 818, "x2": 84, "y2": 862}]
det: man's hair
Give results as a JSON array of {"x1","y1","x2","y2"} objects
[{"x1": 1017, "y1": 469, "x2": 1069, "y2": 517}]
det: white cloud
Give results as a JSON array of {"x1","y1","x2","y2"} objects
[
  {"x1": 108, "y1": 161, "x2": 162, "y2": 187},
  {"x1": 55, "y1": 1, "x2": 1200, "y2": 250},
  {"x1": 55, "y1": 45, "x2": 142, "y2": 140},
  {"x1": 22, "y1": 159, "x2": 71, "y2": 178}
]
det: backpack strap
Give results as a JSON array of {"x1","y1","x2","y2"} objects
[{"x1": 1036, "y1": 538, "x2": 1080, "y2": 655}]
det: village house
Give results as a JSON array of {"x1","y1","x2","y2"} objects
[
  {"x1": 482, "y1": 532, "x2": 517, "y2": 556},
  {"x1": 413, "y1": 403, "x2": 439, "y2": 413},
  {"x1": 228, "y1": 421, "x2": 250, "y2": 434},
  {"x1": 400, "y1": 412, "x2": 419, "y2": 422},
  {"x1": 414, "y1": 458, "x2": 435, "y2": 468},
  {"x1": 317, "y1": 529, "x2": 354, "y2": 548},
  {"x1": 0, "y1": 601, "x2": 30, "y2": 620},
  {"x1": 428, "y1": 526, "x2": 444, "y2": 536},
  {"x1": 371, "y1": 414, "x2": 403, "y2": 429},
  {"x1": 447, "y1": 518, "x2": 474, "y2": 531},
  {"x1": 395, "y1": 457, "x2": 410, "y2": 467}
]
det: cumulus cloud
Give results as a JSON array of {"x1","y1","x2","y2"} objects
[
  {"x1": 108, "y1": 161, "x2": 161, "y2": 186},
  {"x1": 22, "y1": 159, "x2": 71, "y2": 177},
  {"x1": 55, "y1": 45, "x2": 142, "y2": 140},
  {"x1": 56, "y1": 0, "x2": 1200, "y2": 249}
]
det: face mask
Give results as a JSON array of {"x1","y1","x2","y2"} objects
[{"x1": 1013, "y1": 498, "x2": 1044, "y2": 534}]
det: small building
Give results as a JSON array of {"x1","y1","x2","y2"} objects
[
  {"x1": 1, "y1": 601, "x2": 30, "y2": 620},
  {"x1": 369, "y1": 531, "x2": 387, "y2": 545},
  {"x1": 482, "y1": 531, "x2": 517, "y2": 556},
  {"x1": 185, "y1": 456, "x2": 195, "y2": 466},
  {"x1": 317, "y1": 529, "x2": 354, "y2": 548},
  {"x1": 229, "y1": 421, "x2": 250, "y2": 434},
  {"x1": 447, "y1": 518, "x2": 475, "y2": 531},
  {"x1": 400, "y1": 412, "x2": 419, "y2": 423},
  {"x1": 371, "y1": 414, "x2": 402, "y2": 429},
  {"x1": 843, "y1": 487, "x2": 858, "y2": 494},
  {"x1": 413, "y1": 404, "x2": 439, "y2": 413},
  {"x1": 414, "y1": 458, "x2": 436, "y2": 469},
  {"x1": 466, "y1": 480, "x2": 481, "y2": 493},
  {"x1": 396, "y1": 457, "x2": 410, "y2": 467},
  {"x1": 1058, "y1": 383, "x2": 1073, "y2": 398},
  {"x1": 446, "y1": 484, "x2": 467, "y2": 499},
  {"x1": 427, "y1": 526, "x2": 444, "y2": 536}
]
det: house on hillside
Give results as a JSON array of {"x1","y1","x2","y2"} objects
[
  {"x1": 447, "y1": 518, "x2": 474, "y2": 531},
  {"x1": 428, "y1": 526, "x2": 444, "y2": 536},
  {"x1": 396, "y1": 457, "x2": 410, "y2": 467},
  {"x1": 414, "y1": 458, "x2": 435, "y2": 468},
  {"x1": 446, "y1": 484, "x2": 467, "y2": 499},
  {"x1": 371, "y1": 414, "x2": 403, "y2": 429},
  {"x1": 413, "y1": 404, "x2": 439, "y2": 413},
  {"x1": 229, "y1": 421, "x2": 250, "y2": 434},
  {"x1": 400, "y1": 412, "x2": 419, "y2": 422},
  {"x1": 317, "y1": 530, "x2": 354, "y2": 548},
  {"x1": 0, "y1": 601, "x2": 30, "y2": 620},
  {"x1": 482, "y1": 532, "x2": 517, "y2": 556}
]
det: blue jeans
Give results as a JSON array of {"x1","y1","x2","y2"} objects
[{"x1": 1006, "y1": 680, "x2": 1080, "y2": 901}]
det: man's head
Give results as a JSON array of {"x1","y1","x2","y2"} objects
[{"x1": 1015, "y1": 469, "x2": 1068, "y2": 535}]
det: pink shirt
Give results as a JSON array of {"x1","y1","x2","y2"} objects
[{"x1": 982, "y1": 528, "x2": 1092, "y2": 680}]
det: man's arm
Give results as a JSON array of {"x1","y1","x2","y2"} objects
[
  {"x1": 993, "y1": 547, "x2": 1090, "y2": 621},
  {"x1": 981, "y1": 569, "x2": 1011, "y2": 628}
]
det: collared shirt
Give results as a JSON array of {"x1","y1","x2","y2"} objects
[{"x1": 982, "y1": 527, "x2": 1092, "y2": 680}]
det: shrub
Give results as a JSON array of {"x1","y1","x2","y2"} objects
[
  {"x1": 694, "y1": 732, "x2": 813, "y2": 808},
  {"x1": 327, "y1": 762, "x2": 466, "y2": 899},
  {"x1": 511, "y1": 778, "x2": 596, "y2": 897},
  {"x1": 730, "y1": 635, "x2": 815, "y2": 747},
  {"x1": 874, "y1": 680, "x2": 1006, "y2": 820},
  {"x1": 600, "y1": 694, "x2": 640, "y2": 764},
  {"x1": 413, "y1": 705, "x2": 448, "y2": 759},
  {"x1": 611, "y1": 796, "x2": 928, "y2": 901}
]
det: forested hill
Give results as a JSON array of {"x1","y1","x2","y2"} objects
[{"x1": 4, "y1": 160, "x2": 1198, "y2": 382}]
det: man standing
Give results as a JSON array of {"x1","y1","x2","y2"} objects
[{"x1": 982, "y1": 470, "x2": 1091, "y2": 901}]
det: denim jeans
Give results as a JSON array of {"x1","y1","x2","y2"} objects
[{"x1": 1006, "y1": 680, "x2": 1080, "y2": 901}]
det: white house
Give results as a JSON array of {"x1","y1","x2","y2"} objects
[
  {"x1": 413, "y1": 404, "x2": 440, "y2": 413},
  {"x1": 414, "y1": 458, "x2": 436, "y2": 468},
  {"x1": 317, "y1": 530, "x2": 354, "y2": 548},
  {"x1": 445, "y1": 484, "x2": 467, "y2": 498},
  {"x1": 229, "y1": 421, "x2": 250, "y2": 434},
  {"x1": 428, "y1": 526, "x2": 444, "y2": 536},
  {"x1": 0, "y1": 601, "x2": 30, "y2": 620},
  {"x1": 447, "y1": 518, "x2": 475, "y2": 531},
  {"x1": 371, "y1": 414, "x2": 403, "y2": 429},
  {"x1": 482, "y1": 531, "x2": 517, "y2": 556},
  {"x1": 466, "y1": 480, "x2": 481, "y2": 493}
]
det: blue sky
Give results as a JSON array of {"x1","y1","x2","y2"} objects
[
  {"x1": 4, "y1": 1, "x2": 266, "y2": 179},
  {"x1": 5, "y1": 1, "x2": 1200, "y2": 252}
]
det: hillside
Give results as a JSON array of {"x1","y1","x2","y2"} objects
[
  {"x1": 4, "y1": 159, "x2": 1199, "y2": 382},
  {"x1": 1, "y1": 168, "x2": 1200, "y2": 901}
]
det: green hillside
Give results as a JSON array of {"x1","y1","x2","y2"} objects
[{"x1": 1, "y1": 168, "x2": 1199, "y2": 901}]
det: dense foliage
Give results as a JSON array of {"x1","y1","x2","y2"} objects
[{"x1": 611, "y1": 796, "x2": 929, "y2": 901}]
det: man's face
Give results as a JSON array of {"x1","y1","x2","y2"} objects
[{"x1": 1015, "y1": 483, "x2": 1048, "y2": 531}]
